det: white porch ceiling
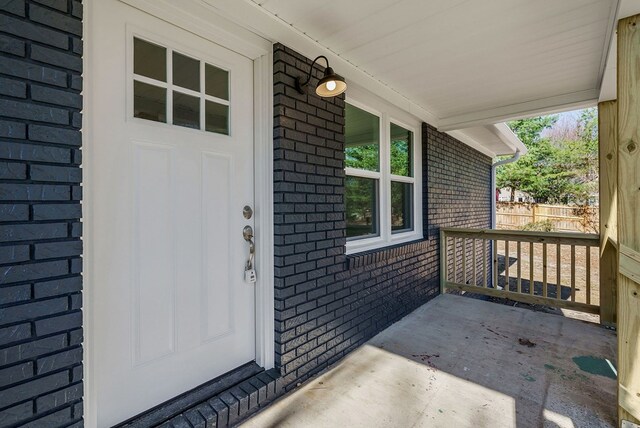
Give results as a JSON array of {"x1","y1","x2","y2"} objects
[
  {"x1": 249, "y1": 0, "x2": 618, "y2": 131},
  {"x1": 599, "y1": 0, "x2": 640, "y2": 101}
]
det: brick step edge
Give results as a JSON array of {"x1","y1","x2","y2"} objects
[{"x1": 157, "y1": 368, "x2": 283, "y2": 428}]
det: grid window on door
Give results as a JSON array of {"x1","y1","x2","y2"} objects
[
  {"x1": 345, "y1": 101, "x2": 420, "y2": 251},
  {"x1": 132, "y1": 37, "x2": 230, "y2": 135}
]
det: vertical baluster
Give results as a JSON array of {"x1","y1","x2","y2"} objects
[
  {"x1": 483, "y1": 239, "x2": 488, "y2": 287},
  {"x1": 504, "y1": 240, "x2": 510, "y2": 292},
  {"x1": 542, "y1": 243, "x2": 548, "y2": 298},
  {"x1": 453, "y1": 237, "x2": 457, "y2": 284},
  {"x1": 443, "y1": 235, "x2": 449, "y2": 284},
  {"x1": 472, "y1": 239, "x2": 477, "y2": 286},
  {"x1": 493, "y1": 240, "x2": 498, "y2": 289},
  {"x1": 585, "y1": 246, "x2": 591, "y2": 305},
  {"x1": 529, "y1": 242, "x2": 534, "y2": 295},
  {"x1": 571, "y1": 245, "x2": 576, "y2": 302},
  {"x1": 556, "y1": 243, "x2": 561, "y2": 299},
  {"x1": 462, "y1": 238, "x2": 467, "y2": 285},
  {"x1": 517, "y1": 241, "x2": 522, "y2": 294}
]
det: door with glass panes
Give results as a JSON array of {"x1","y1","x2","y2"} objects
[{"x1": 89, "y1": 1, "x2": 255, "y2": 425}]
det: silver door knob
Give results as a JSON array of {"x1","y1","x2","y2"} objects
[{"x1": 243, "y1": 225, "x2": 253, "y2": 241}]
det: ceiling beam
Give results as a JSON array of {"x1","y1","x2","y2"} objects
[{"x1": 437, "y1": 89, "x2": 599, "y2": 131}]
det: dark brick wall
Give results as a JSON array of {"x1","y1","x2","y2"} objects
[
  {"x1": 423, "y1": 124, "x2": 492, "y2": 239},
  {"x1": 424, "y1": 124, "x2": 493, "y2": 285},
  {"x1": 0, "y1": 1, "x2": 83, "y2": 427},
  {"x1": 273, "y1": 44, "x2": 492, "y2": 390}
]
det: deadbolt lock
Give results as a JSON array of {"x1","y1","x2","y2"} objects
[{"x1": 243, "y1": 205, "x2": 253, "y2": 220}]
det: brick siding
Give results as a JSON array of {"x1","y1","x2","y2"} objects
[
  {"x1": 273, "y1": 43, "x2": 492, "y2": 390},
  {"x1": 0, "y1": 1, "x2": 83, "y2": 427}
]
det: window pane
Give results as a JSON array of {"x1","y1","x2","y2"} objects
[
  {"x1": 173, "y1": 52, "x2": 200, "y2": 92},
  {"x1": 346, "y1": 176, "x2": 379, "y2": 239},
  {"x1": 205, "y1": 64, "x2": 229, "y2": 100},
  {"x1": 134, "y1": 81, "x2": 166, "y2": 123},
  {"x1": 390, "y1": 123, "x2": 413, "y2": 177},
  {"x1": 391, "y1": 181, "x2": 413, "y2": 233},
  {"x1": 205, "y1": 101, "x2": 229, "y2": 135},
  {"x1": 345, "y1": 103, "x2": 379, "y2": 171},
  {"x1": 134, "y1": 38, "x2": 166, "y2": 82},
  {"x1": 173, "y1": 92, "x2": 200, "y2": 129}
]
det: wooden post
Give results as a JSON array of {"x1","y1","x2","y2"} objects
[
  {"x1": 542, "y1": 243, "x2": 548, "y2": 297},
  {"x1": 462, "y1": 238, "x2": 467, "y2": 285},
  {"x1": 599, "y1": 100, "x2": 617, "y2": 326},
  {"x1": 493, "y1": 240, "x2": 499, "y2": 289},
  {"x1": 532, "y1": 204, "x2": 537, "y2": 223},
  {"x1": 483, "y1": 239, "x2": 488, "y2": 287},
  {"x1": 616, "y1": 14, "x2": 640, "y2": 425},
  {"x1": 440, "y1": 229, "x2": 447, "y2": 294}
]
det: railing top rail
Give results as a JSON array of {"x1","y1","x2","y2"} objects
[{"x1": 440, "y1": 228, "x2": 599, "y2": 245}]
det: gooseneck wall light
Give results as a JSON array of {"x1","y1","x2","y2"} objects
[{"x1": 295, "y1": 55, "x2": 347, "y2": 98}]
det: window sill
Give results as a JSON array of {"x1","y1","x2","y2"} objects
[
  {"x1": 346, "y1": 238, "x2": 428, "y2": 270},
  {"x1": 346, "y1": 230, "x2": 423, "y2": 254}
]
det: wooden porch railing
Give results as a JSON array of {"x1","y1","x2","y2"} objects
[{"x1": 440, "y1": 228, "x2": 602, "y2": 315}]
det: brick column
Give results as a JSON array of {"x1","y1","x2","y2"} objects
[{"x1": 0, "y1": 1, "x2": 84, "y2": 426}]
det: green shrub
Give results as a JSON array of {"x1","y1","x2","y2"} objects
[{"x1": 521, "y1": 220, "x2": 555, "y2": 232}]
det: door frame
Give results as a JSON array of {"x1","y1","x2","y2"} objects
[{"x1": 82, "y1": 1, "x2": 274, "y2": 425}]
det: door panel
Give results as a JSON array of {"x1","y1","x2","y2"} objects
[
  {"x1": 201, "y1": 152, "x2": 233, "y2": 341},
  {"x1": 132, "y1": 142, "x2": 176, "y2": 365},
  {"x1": 89, "y1": 1, "x2": 256, "y2": 425}
]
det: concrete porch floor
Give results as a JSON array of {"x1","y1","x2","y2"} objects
[{"x1": 242, "y1": 294, "x2": 617, "y2": 428}]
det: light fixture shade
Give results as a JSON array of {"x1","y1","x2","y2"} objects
[{"x1": 315, "y1": 67, "x2": 347, "y2": 97}]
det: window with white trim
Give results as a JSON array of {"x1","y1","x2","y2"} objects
[{"x1": 345, "y1": 99, "x2": 422, "y2": 253}]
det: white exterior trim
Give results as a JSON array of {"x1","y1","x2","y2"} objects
[
  {"x1": 253, "y1": 50, "x2": 275, "y2": 370},
  {"x1": 443, "y1": 130, "x2": 496, "y2": 159},
  {"x1": 120, "y1": 0, "x2": 271, "y2": 60},
  {"x1": 438, "y1": 89, "x2": 599, "y2": 132},
  {"x1": 83, "y1": 1, "x2": 274, "y2": 426},
  {"x1": 493, "y1": 123, "x2": 528, "y2": 156},
  {"x1": 83, "y1": 2, "x2": 96, "y2": 425}
]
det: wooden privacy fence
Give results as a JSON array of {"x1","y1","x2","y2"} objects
[
  {"x1": 496, "y1": 202, "x2": 598, "y2": 232},
  {"x1": 440, "y1": 228, "x2": 604, "y2": 316}
]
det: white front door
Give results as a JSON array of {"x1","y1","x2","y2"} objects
[{"x1": 89, "y1": 1, "x2": 256, "y2": 425}]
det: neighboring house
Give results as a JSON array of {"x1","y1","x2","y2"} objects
[
  {"x1": 0, "y1": 1, "x2": 634, "y2": 427},
  {"x1": 497, "y1": 188, "x2": 535, "y2": 203}
]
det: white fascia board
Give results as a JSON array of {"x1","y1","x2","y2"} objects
[
  {"x1": 202, "y1": 0, "x2": 439, "y2": 126},
  {"x1": 438, "y1": 89, "x2": 599, "y2": 131},
  {"x1": 445, "y1": 130, "x2": 497, "y2": 158},
  {"x1": 597, "y1": 0, "x2": 621, "y2": 98},
  {"x1": 493, "y1": 123, "x2": 527, "y2": 156},
  {"x1": 599, "y1": 0, "x2": 640, "y2": 102},
  {"x1": 446, "y1": 124, "x2": 526, "y2": 159}
]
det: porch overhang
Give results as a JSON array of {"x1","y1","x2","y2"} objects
[
  {"x1": 447, "y1": 123, "x2": 527, "y2": 158},
  {"x1": 198, "y1": 0, "x2": 633, "y2": 156}
]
